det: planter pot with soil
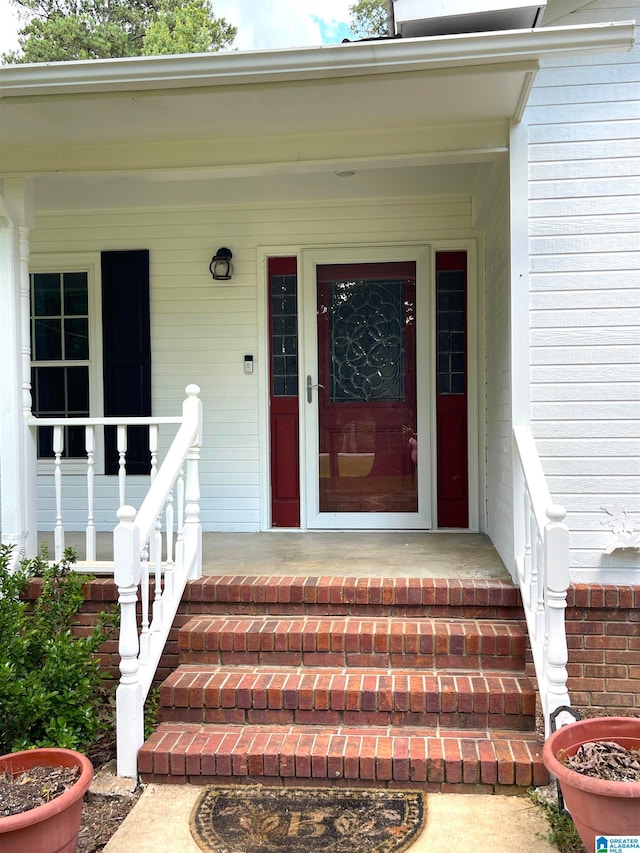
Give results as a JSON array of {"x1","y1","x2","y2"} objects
[
  {"x1": 0, "y1": 747, "x2": 94, "y2": 853},
  {"x1": 542, "y1": 716, "x2": 640, "y2": 853}
]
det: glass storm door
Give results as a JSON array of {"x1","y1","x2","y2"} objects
[{"x1": 305, "y1": 255, "x2": 431, "y2": 529}]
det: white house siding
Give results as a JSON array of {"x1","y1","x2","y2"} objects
[
  {"x1": 477, "y1": 164, "x2": 514, "y2": 570},
  {"x1": 526, "y1": 1, "x2": 640, "y2": 578},
  {"x1": 29, "y1": 195, "x2": 476, "y2": 532}
]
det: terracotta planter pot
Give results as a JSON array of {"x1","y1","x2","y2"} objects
[
  {"x1": 0, "y1": 747, "x2": 93, "y2": 853},
  {"x1": 542, "y1": 716, "x2": 640, "y2": 853}
]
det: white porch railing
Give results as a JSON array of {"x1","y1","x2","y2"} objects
[
  {"x1": 28, "y1": 413, "x2": 187, "y2": 565},
  {"x1": 29, "y1": 385, "x2": 203, "y2": 778},
  {"x1": 113, "y1": 385, "x2": 202, "y2": 778},
  {"x1": 513, "y1": 424, "x2": 571, "y2": 739}
]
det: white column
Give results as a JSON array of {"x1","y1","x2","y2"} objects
[
  {"x1": 509, "y1": 118, "x2": 531, "y2": 426},
  {"x1": 509, "y1": 117, "x2": 531, "y2": 579},
  {"x1": 0, "y1": 180, "x2": 35, "y2": 560},
  {"x1": 18, "y1": 219, "x2": 37, "y2": 557}
]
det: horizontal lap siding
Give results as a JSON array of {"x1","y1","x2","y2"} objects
[
  {"x1": 31, "y1": 196, "x2": 474, "y2": 531},
  {"x1": 526, "y1": 4, "x2": 640, "y2": 577}
]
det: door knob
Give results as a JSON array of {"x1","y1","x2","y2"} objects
[{"x1": 306, "y1": 375, "x2": 325, "y2": 403}]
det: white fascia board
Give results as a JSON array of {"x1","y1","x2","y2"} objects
[{"x1": 0, "y1": 21, "x2": 634, "y2": 98}]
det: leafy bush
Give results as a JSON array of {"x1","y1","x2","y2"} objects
[{"x1": 0, "y1": 544, "x2": 117, "y2": 754}]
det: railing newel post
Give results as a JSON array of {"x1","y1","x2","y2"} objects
[
  {"x1": 114, "y1": 505, "x2": 143, "y2": 779},
  {"x1": 543, "y1": 503, "x2": 570, "y2": 737}
]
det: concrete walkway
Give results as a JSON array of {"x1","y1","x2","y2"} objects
[{"x1": 103, "y1": 783, "x2": 557, "y2": 853}]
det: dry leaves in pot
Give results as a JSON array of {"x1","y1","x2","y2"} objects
[{"x1": 562, "y1": 740, "x2": 640, "y2": 783}]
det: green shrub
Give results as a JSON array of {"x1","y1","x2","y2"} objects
[{"x1": 0, "y1": 543, "x2": 117, "y2": 754}]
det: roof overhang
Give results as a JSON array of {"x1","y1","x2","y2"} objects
[
  {"x1": 0, "y1": 21, "x2": 635, "y2": 207},
  {"x1": 0, "y1": 21, "x2": 633, "y2": 99}
]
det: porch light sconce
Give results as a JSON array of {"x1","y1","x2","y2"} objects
[{"x1": 209, "y1": 247, "x2": 233, "y2": 280}]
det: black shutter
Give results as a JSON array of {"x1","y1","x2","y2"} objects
[{"x1": 101, "y1": 250, "x2": 151, "y2": 475}]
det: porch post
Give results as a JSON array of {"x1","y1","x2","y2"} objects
[
  {"x1": 0, "y1": 179, "x2": 37, "y2": 561},
  {"x1": 509, "y1": 118, "x2": 531, "y2": 579}
]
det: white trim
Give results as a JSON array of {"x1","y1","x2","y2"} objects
[
  {"x1": 514, "y1": 69, "x2": 538, "y2": 123},
  {"x1": 0, "y1": 203, "x2": 26, "y2": 551},
  {"x1": 476, "y1": 236, "x2": 488, "y2": 533},
  {"x1": 509, "y1": 121, "x2": 531, "y2": 429},
  {"x1": 301, "y1": 245, "x2": 432, "y2": 531},
  {"x1": 510, "y1": 117, "x2": 531, "y2": 578},
  {"x1": 0, "y1": 23, "x2": 634, "y2": 97}
]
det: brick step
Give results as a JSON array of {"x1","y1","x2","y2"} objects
[
  {"x1": 159, "y1": 665, "x2": 536, "y2": 731},
  {"x1": 183, "y1": 575, "x2": 522, "y2": 618},
  {"x1": 139, "y1": 722, "x2": 547, "y2": 792},
  {"x1": 178, "y1": 616, "x2": 526, "y2": 670}
]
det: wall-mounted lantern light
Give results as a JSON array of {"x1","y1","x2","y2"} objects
[{"x1": 209, "y1": 247, "x2": 233, "y2": 280}]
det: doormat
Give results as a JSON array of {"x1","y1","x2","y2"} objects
[{"x1": 190, "y1": 785, "x2": 426, "y2": 853}]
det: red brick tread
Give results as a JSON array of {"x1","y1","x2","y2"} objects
[
  {"x1": 138, "y1": 722, "x2": 547, "y2": 791},
  {"x1": 159, "y1": 665, "x2": 536, "y2": 730},
  {"x1": 178, "y1": 616, "x2": 526, "y2": 670},
  {"x1": 183, "y1": 575, "x2": 522, "y2": 617}
]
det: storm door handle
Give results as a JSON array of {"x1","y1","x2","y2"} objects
[{"x1": 306, "y1": 375, "x2": 325, "y2": 403}]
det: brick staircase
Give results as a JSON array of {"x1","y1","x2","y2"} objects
[{"x1": 138, "y1": 576, "x2": 547, "y2": 792}]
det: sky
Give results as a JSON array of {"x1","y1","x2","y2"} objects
[{"x1": 0, "y1": 0, "x2": 355, "y2": 58}]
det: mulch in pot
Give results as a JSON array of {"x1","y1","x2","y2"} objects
[{"x1": 0, "y1": 764, "x2": 80, "y2": 817}]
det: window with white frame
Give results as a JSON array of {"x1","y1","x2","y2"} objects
[{"x1": 30, "y1": 257, "x2": 101, "y2": 460}]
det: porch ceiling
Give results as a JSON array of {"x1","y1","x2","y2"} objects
[
  {"x1": 23, "y1": 162, "x2": 487, "y2": 210},
  {"x1": 0, "y1": 21, "x2": 634, "y2": 209}
]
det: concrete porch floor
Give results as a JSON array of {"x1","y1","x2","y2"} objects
[
  {"x1": 38, "y1": 531, "x2": 511, "y2": 580},
  {"x1": 200, "y1": 532, "x2": 509, "y2": 579}
]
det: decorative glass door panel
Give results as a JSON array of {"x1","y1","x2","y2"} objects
[
  {"x1": 316, "y1": 262, "x2": 417, "y2": 514},
  {"x1": 435, "y1": 251, "x2": 468, "y2": 527}
]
